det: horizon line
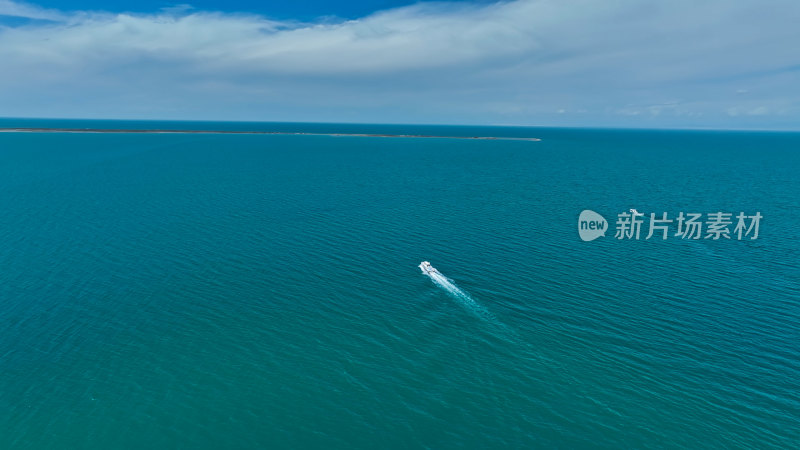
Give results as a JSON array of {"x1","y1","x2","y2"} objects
[{"x1": 1, "y1": 116, "x2": 799, "y2": 134}]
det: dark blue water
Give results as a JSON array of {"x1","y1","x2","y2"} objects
[{"x1": 1, "y1": 120, "x2": 798, "y2": 448}]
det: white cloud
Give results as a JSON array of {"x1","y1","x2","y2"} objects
[
  {"x1": 0, "y1": 0, "x2": 798, "y2": 128},
  {"x1": 728, "y1": 105, "x2": 771, "y2": 117},
  {"x1": 0, "y1": 1, "x2": 539, "y2": 74},
  {"x1": 0, "y1": 0, "x2": 63, "y2": 21}
]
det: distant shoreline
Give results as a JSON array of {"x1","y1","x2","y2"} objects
[{"x1": 0, "y1": 128, "x2": 541, "y2": 141}]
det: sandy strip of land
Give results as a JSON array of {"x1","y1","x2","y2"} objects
[{"x1": 0, "y1": 127, "x2": 541, "y2": 141}]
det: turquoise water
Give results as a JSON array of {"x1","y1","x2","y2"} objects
[{"x1": 1, "y1": 120, "x2": 798, "y2": 448}]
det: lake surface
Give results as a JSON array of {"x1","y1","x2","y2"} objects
[{"x1": 1, "y1": 119, "x2": 798, "y2": 448}]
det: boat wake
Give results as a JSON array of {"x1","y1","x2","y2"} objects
[
  {"x1": 419, "y1": 261, "x2": 537, "y2": 351},
  {"x1": 419, "y1": 261, "x2": 498, "y2": 323}
]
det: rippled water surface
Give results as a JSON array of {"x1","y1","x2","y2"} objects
[{"x1": 1, "y1": 121, "x2": 798, "y2": 448}]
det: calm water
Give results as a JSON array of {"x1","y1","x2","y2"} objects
[{"x1": 1, "y1": 120, "x2": 798, "y2": 449}]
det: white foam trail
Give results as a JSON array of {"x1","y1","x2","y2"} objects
[
  {"x1": 423, "y1": 268, "x2": 496, "y2": 323},
  {"x1": 422, "y1": 263, "x2": 526, "y2": 348}
]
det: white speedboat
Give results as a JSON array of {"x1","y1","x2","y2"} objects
[{"x1": 419, "y1": 261, "x2": 441, "y2": 275}]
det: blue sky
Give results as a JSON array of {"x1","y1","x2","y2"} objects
[
  {"x1": 1, "y1": 0, "x2": 799, "y2": 129},
  {"x1": 31, "y1": 0, "x2": 387, "y2": 16},
  {"x1": 27, "y1": 0, "x2": 490, "y2": 20}
]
